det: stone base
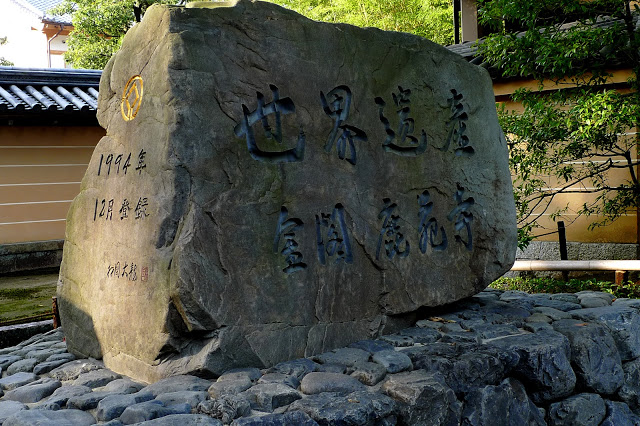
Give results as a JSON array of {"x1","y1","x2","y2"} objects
[
  {"x1": 517, "y1": 241, "x2": 639, "y2": 261},
  {"x1": 0, "y1": 321, "x2": 53, "y2": 349},
  {"x1": 3, "y1": 290, "x2": 640, "y2": 425},
  {"x1": 99, "y1": 314, "x2": 419, "y2": 384},
  {"x1": 0, "y1": 241, "x2": 63, "y2": 275}
]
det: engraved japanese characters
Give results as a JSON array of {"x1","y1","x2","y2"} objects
[{"x1": 58, "y1": 1, "x2": 517, "y2": 383}]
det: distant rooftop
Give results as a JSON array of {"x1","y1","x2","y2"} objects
[
  {"x1": 24, "y1": 0, "x2": 64, "y2": 13},
  {"x1": 0, "y1": 67, "x2": 101, "y2": 125},
  {"x1": 13, "y1": 0, "x2": 72, "y2": 26},
  {"x1": 445, "y1": 15, "x2": 637, "y2": 79},
  {"x1": 446, "y1": 41, "x2": 480, "y2": 62}
]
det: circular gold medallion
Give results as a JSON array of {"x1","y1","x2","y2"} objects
[{"x1": 120, "y1": 75, "x2": 144, "y2": 122}]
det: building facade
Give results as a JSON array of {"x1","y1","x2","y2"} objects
[
  {"x1": 0, "y1": 0, "x2": 72, "y2": 68},
  {"x1": 448, "y1": 2, "x2": 639, "y2": 263},
  {"x1": 0, "y1": 67, "x2": 103, "y2": 273}
]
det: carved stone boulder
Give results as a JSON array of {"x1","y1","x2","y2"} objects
[{"x1": 58, "y1": 0, "x2": 517, "y2": 382}]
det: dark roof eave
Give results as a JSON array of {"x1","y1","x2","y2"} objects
[
  {"x1": 0, "y1": 67, "x2": 102, "y2": 87},
  {"x1": 0, "y1": 67, "x2": 101, "y2": 121},
  {"x1": 446, "y1": 15, "x2": 639, "y2": 82},
  {"x1": 447, "y1": 46, "x2": 636, "y2": 83},
  {"x1": 42, "y1": 17, "x2": 73, "y2": 26},
  {"x1": 0, "y1": 112, "x2": 99, "y2": 126}
]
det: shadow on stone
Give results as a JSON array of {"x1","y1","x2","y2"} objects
[{"x1": 57, "y1": 295, "x2": 102, "y2": 360}]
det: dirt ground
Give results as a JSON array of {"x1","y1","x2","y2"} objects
[{"x1": 0, "y1": 273, "x2": 58, "y2": 323}]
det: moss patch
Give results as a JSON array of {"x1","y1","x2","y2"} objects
[
  {"x1": 0, "y1": 274, "x2": 57, "y2": 323},
  {"x1": 491, "y1": 276, "x2": 640, "y2": 299}
]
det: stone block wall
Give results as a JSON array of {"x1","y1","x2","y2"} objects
[{"x1": 0, "y1": 241, "x2": 63, "y2": 275}]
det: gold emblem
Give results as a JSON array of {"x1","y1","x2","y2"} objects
[{"x1": 120, "y1": 75, "x2": 144, "y2": 121}]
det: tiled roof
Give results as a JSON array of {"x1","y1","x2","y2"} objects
[
  {"x1": 23, "y1": 0, "x2": 64, "y2": 13},
  {"x1": 14, "y1": 0, "x2": 72, "y2": 26},
  {"x1": 42, "y1": 13, "x2": 73, "y2": 25},
  {"x1": 0, "y1": 67, "x2": 101, "y2": 123},
  {"x1": 445, "y1": 15, "x2": 637, "y2": 76},
  {"x1": 446, "y1": 41, "x2": 477, "y2": 61}
]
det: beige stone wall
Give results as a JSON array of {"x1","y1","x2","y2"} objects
[
  {"x1": 0, "y1": 126, "x2": 105, "y2": 244},
  {"x1": 494, "y1": 72, "x2": 639, "y2": 245}
]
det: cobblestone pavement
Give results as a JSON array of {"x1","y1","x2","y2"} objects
[{"x1": 1, "y1": 289, "x2": 640, "y2": 425}]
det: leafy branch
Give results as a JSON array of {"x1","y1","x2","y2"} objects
[
  {"x1": 0, "y1": 36, "x2": 14, "y2": 66},
  {"x1": 477, "y1": 0, "x2": 639, "y2": 247}
]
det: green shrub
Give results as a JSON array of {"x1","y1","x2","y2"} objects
[
  {"x1": 0, "y1": 285, "x2": 55, "y2": 323},
  {"x1": 490, "y1": 277, "x2": 640, "y2": 299},
  {"x1": 0, "y1": 287, "x2": 41, "y2": 299}
]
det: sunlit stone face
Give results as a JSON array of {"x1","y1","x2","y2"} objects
[{"x1": 58, "y1": 0, "x2": 516, "y2": 383}]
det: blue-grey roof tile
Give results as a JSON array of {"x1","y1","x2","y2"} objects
[
  {"x1": 445, "y1": 15, "x2": 636, "y2": 72},
  {"x1": 20, "y1": 0, "x2": 72, "y2": 25},
  {"x1": 0, "y1": 67, "x2": 101, "y2": 114}
]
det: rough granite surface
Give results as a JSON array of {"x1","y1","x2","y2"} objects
[
  {"x1": 3, "y1": 289, "x2": 640, "y2": 425},
  {"x1": 57, "y1": 0, "x2": 516, "y2": 382}
]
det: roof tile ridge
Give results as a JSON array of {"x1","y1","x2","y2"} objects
[{"x1": 8, "y1": 0, "x2": 44, "y2": 18}]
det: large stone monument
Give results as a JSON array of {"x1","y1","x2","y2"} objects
[{"x1": 58, "y1": 0, "x2": 517, "y2": 382}]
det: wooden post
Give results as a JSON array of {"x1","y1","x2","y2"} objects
[
  {"x1": 52, "y1": 296, "x2": 61, "y2": 329},
  {"x1": 615, "y1": 270, "x2": 629, "y2": 286},
  {"x1": 558, "y1": 221, "x2": 569, "y2": 281}
]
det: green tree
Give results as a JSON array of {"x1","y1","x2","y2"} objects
[
  {"x1": 266, "y1": 0, "x2": 454, "y2": 45},
  {"x1": 49, "y1": 0, "x2": 175, "y2": 69},
  {"x1": 477, "y1": 0, "x2": 640, "y2": 247},
  {"x1": 0, "y1": 37, "x2": 14, "y2": 66},
  {"x1": 52, "y1": 0, "x2": 454, "y2": 70}
]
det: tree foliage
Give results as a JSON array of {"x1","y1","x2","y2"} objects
[
  {"x1": 0, "y1": 37, "x2": 14, "y2": 66},
  {"x1": 265, "y1": 0, "x2": 454, "y2": 45},
  {"x1": 52, "y1": 0, "x2": 454, "y2": 70},
  {"x1": 477, "y1": 0, "x2": 640, "y2": 248}
]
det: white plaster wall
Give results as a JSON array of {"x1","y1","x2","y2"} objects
[
  {"x1": 0, "y1": 0, "x2": 68, "y2": 68},
  {"x1": 49, "y1": 34, "x2": 68, "y2": 51},
  {"x1": 50, "y1": 34, "x2": 70, "y2": 68},
  {"x1": 50, "y1": 51, "x2": 67, "y2": 68}
]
